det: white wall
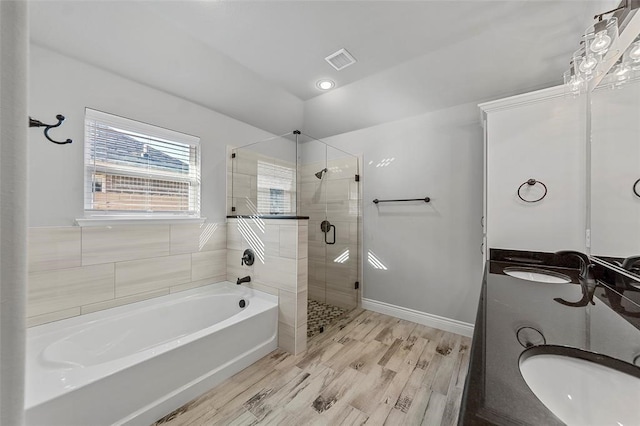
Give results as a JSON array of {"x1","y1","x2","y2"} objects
[
  {"x1": 1, "y1": 2, "x2": 28, "y2": 423},
  {"x1": 320, "y1": 103, "x2": 484, "y2": 325},
  {"x1": 29, "y1": 1, "x2": 304, "y2": 137},
  {"x1": 29, "y1": 45, "x2": 276, "y2": 227},
  {"x1": 484, "y1": 89, "x2": 587, "y2": 253}
]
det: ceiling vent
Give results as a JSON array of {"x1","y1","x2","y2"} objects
[{"x1": 325, "y1": 48, "x2": 357, "y2": 71}]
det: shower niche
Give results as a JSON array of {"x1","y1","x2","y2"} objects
[{"x1": 228, "y1": 131, "x2": 361, "y2": 338}]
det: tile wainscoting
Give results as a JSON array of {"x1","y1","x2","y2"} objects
[
  {"x1": 27, "y1": 222, "x2": 227, "y2": 327},
  {"x1": 226, "y1": 217, "x2": 308, "y2": 355}
]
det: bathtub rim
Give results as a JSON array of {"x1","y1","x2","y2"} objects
[{"x1": 26, "y1": 281, "x2": 278, "y2": 410}]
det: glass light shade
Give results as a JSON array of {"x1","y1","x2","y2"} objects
[
  {"x1": 613, "y1": 63, "x2": 631, "y2": 86},
  {"x1": 564, "y1": 69, "x2": 583, "y2": 95},
  {"x1": 629, "y1": 41, "x2": 640, "y2": 61},
  {"x1": 573, "y1": 46, "x2": 597, "y2": 81},
  {"x1": 627, "y1": 39, "x2": 640, "y2": 70},
  {"x1": 588, "y1": 17, "x2": 618, "y2": 56}
]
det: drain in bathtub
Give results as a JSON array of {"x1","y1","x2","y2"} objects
[{"x1": 239, "y1": 299, "x2": 246, "y2": 308}]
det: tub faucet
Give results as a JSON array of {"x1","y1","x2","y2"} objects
[
  {"x1": 237, "y1": 275, "x2": 251, "y2": 285},
  {"x1": 554, "y1": 250, "x2": 596, "y2": 307}
]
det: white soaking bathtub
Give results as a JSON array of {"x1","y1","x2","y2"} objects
[{"x1": 25, "y1": 282, "x2": 278, "y2": 426}]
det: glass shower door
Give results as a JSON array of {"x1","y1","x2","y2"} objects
[
  {"x1": 323, "y1": 145, "x2": 360, "y2": 310},
  {"x1": 299, "y1": 134, "x2": 360, "y2": 337}
]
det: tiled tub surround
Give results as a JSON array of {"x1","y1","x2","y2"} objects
[
  {"x1": 26, "y1": 282, "x2": 278, "y2": 426},
  {"x1": 298, "y1": 156, "x2": 360, "y2": 310},
  {"x1": 27, "y1": 222, "x2": 227, "y2": 327},
  {"x1": 227, "y1": 217, "x2": 308, "y2": 354},
  {"x1": 461, "y1": 260, "x2": 640, "y2": 425}
]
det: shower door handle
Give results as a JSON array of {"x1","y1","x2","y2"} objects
[
  {"x1": 320, "y1": 220, "x2": 336, "y2": 245},
  {"x1": 325, "y1": 224, "x2": 335, "y2": 245}
]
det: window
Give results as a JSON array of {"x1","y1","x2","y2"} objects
[
  {"x1": 84, "y1": 108, "x2": 200, "y2": 216},
  {"x1": 256, "y1": 161, "x2": 295, "y2": 214}
]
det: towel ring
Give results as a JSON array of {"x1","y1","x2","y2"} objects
[
  {"x1": 633, "y1": 178, "x2": 640, "y2": 198},
  {"x1": 517, "y1": 179, "x2": 547, "y2": 203}
]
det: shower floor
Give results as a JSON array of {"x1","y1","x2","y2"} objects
[{"x1": 307, "y1": 300, "x2": 347, "y2": 338}]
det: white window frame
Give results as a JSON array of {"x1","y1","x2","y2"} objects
[{"x1": 80, "y1": 108, "x2": 202, "y2": 226}]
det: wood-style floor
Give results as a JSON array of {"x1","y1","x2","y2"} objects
[{"x1": 154, "y1": 309, "x2": 471, "y2": 426}]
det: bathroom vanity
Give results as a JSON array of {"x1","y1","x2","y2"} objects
[
  {"x1": 459, "y1": 252, "x2": 640, "y2": 425},
  {"x1": 466, "y1": 8, "x2": 640, "y2": 424}
]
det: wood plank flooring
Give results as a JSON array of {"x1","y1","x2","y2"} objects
[{"x1": 154, "y1": 309, "x2": 472, "y2": 426}]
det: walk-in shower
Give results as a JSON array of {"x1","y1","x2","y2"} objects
[{"x1": 228, "y1": 131, "x2": 361, "y2": 337}]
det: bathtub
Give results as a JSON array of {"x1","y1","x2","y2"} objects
[{"x1": 25, "y1": 282, "x2": 278, "y2": 426}]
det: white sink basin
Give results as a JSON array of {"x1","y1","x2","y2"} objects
[
  {"x1": 520, "y1": 346, "x2": 640, "y2": 425},
  {"x1": 504, "y1": 267, "x2": 571, "y2": 284}
]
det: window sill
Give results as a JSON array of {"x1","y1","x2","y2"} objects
[{"x1": 75, "y1": 216, "x2": 207, "y2": 227}]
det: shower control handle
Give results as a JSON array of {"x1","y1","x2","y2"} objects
[
  {"x1": 320, "y1": 220, "x2": 336, "y2": 245},
  {"x1": 241, "y1": 249, "x2": 255, "y2": 266}
]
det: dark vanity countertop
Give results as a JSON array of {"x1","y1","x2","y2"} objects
[
  {"x1": 227, "y1": 215, "x2": 310, "y2": 220},
  {"x1": 459, "y1": 261, "x2": 640, "y2": 425}
]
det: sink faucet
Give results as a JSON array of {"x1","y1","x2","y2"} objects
[
  {"x1": 553, "y1": 250, "x2": 596, "y2": 307},
  {"x1": 236, "y1": 275, "x2": 251, "y2": 285},
  {"x1": 555, "y1": 250, "x2": 591, "y2": 279}
]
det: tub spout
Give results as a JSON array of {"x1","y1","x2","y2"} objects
[{"x1": 237, "y1": 276, "x2": 251, "y2": 285}]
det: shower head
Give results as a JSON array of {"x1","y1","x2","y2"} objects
[{"x1": 315, "y1": 168, "x2": 328, "y2": 179}]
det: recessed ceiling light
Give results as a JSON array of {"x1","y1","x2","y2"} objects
[{"x1": 316, "y1": 79, "x2": 335, "y2": 90}]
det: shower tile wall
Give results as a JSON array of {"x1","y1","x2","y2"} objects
[
  {"x1": 299, "y1": 157, "x2": 360, "y2": 309},
  {"x1": 26, "y1": 222, "x2": 227, "y2": 327},
  {"x1": 226, "y1": 218, "x2": 308, "y2": 355}
]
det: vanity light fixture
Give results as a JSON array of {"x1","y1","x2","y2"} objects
[
  {"x1": 563, "y1": 0, "x2": 639, "y2": 95},
  {"x1": 627, "y1": 36, "x2": 640, "y2": 69},
  {"x1": 316, "y1": 79, "x2": 335, "y2": 90},
  {"x1": 589, "y1": 17, "x2": 618, "y2": 55}
]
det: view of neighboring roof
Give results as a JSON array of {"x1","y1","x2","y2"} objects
[{"x1": 91, "y1": 125, "x2": 189, "y2": 173}]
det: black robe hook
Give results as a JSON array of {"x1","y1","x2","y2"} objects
[{"x1": 29, "y1": 114, "x2": 72, "y2": 145}]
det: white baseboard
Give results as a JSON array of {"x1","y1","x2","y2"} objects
[{"x1": 361, "y1": 298, "x2": 474, "y2": 337}]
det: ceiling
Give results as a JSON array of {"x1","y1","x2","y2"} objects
[{"x1": 29, "y1": 0, "x2": 616, "y2": 138}]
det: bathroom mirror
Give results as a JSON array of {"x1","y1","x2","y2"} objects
[{"x1": 589, "y1": 13, "x2": 640, "y2": 276}]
